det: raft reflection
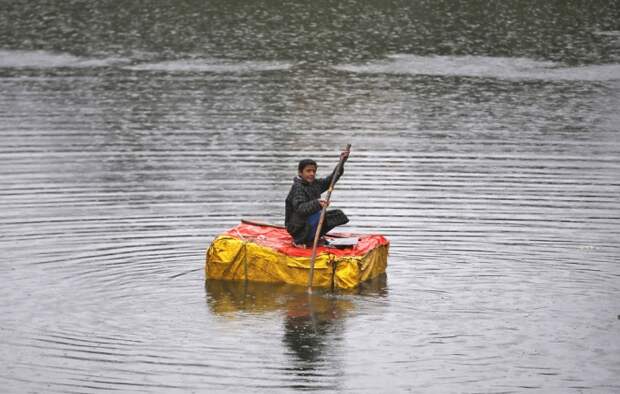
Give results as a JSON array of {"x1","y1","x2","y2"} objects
[{"x1": 205, "y1": 276, "x2": 387, "y2": 367}]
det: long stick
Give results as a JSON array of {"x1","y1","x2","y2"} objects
[
  {"x1": 307, "y1": 144, "x2": 351, "y2": 292},
  {"x1": 240, "y1": 219, "x2": 286, "y2": 229}
]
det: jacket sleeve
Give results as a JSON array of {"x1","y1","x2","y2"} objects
[
  {"x1": 318, "y1": 163, "x2": 344, "y2": 193},
  {"x1": 290, "y1": 185, "x2": 321, "y2": 216}
]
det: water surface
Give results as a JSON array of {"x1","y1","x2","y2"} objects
[{"x1": 1, "y1": 1, "x2": 620, "y2": 392}]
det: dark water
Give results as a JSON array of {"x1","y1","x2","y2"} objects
[{"x1": 1, "y1": 1, "x2": 620, "y2": 392}]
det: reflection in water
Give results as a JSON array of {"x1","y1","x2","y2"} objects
[
  {"x1": 206, "y1": 276, "x2": 387, "y2": 371},
  {"x1": 283, "y1": 293, "x2": 344, "y2": 364}
]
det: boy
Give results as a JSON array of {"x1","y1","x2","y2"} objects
[{"x1": 285, "y1": 150, "x2": 350, "y2": 246}]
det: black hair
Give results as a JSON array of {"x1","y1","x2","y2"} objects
[{"x1": 298, "y1": 159, "x2": 317, "y2": 173}]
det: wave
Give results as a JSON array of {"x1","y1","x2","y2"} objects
[
  {"x1": 333, "y1": 54, "x2": 620, "y2": 81},
  {"x1": 0, "y1": 49, "x2": 128, "y2": 69},
  {"x1": 593, "y1": 30, "x2": 620, "y2": 37},
  {"x1": 125, "y1": 58, "x2": 292, "y2": 73},
  {"x1": 0, "y1": 50, "x2": 290, "y2": 73}
]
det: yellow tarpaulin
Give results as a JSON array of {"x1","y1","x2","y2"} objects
[{"x1": 205, "y1": 222, "x2": 389, "y2": 289}]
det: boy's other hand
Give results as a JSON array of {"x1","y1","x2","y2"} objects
[
  {"x1": 319, "y1": 199, "x2": 330, "y2": 208},
  {"x1": 340, "y1": 150, "x2": 349, "y2": 161}
]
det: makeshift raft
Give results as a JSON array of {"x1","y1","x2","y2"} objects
[{"x1": 205, "y1": 220, "x2": 389, "y2": 289}]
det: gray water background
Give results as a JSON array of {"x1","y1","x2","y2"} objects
[{"x1": 1, "y1": 1, "x2": 620, "y2": 392}]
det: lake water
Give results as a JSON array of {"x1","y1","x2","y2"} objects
[{"x1": 1, "y1": 1, "x2": 620, "y2": 392}]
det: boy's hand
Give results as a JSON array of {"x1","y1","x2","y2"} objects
[
  {"x1": 340, "y1": 150, "x2": 349, "y2": 161},
  {"x1": 319, "y1": 199, "x2": 330, "y2": 208}
]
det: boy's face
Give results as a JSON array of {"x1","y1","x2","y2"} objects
[{"x1": 299, "y1": 165, "x2": 317, "y2": 183}]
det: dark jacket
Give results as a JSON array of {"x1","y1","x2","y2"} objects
[{"x1": 285, "y1": 166, "x2": 344, "y2": 244}]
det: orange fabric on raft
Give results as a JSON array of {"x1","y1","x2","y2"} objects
[{"x1": 224, "y1": 222, "x2": 388, "y2": 258}]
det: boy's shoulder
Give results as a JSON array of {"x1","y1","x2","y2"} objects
[{"x1": 287, "y1": 177, "x2": 304, "y2": 193}]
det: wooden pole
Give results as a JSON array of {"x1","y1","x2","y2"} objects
[{"x1": 307, "y1": 144, "x2": 351, "y2": 293}]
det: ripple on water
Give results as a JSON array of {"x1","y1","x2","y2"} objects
[{"x1": 1, "y1": 43, "x2": 620, "y2": 392}]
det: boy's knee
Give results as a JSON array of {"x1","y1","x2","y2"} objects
[{"x1": 332, "y1": 209, "x2": 348, "y2": 225}]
